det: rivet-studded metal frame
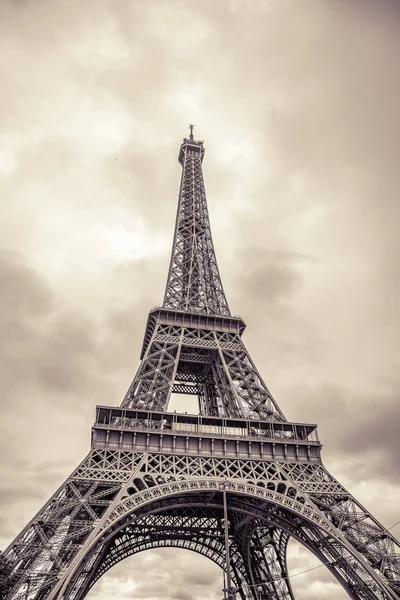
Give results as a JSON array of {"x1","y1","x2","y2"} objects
[
  {"x1": 163, "y1": 138, "x2": 230, "y2": 316},
  {"x1": 122, "y1": 312, "x2": 285, "y2": 421},
  {"x1": 4, "y1": 444, "x2": 400, "y2": 600},
  {"x1": 2, "y1": 135, "x2": 399, "y2": 600}
]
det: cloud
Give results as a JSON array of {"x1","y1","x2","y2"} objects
[
  {"x1": 0, "y1": 1, "x2": 399, "y2": 599},
  {"x1": 90, "y1": 549, "x2": 222, "y2": 600},
  {"x1": 233, "y1": 247, "x2": 304, "y2": 311},
  {"x1": 284, "y1": 382, "x2": 400, "y2": 481},
  {"x1": 287, "y1": 539, "x2": 348, "y2": 600},
  {"x1": 0, "y1": 250, "x2": 160, "y2": 546},
  {"x1": 0, "y1": 250, "x2": 95, "y2": 397}
]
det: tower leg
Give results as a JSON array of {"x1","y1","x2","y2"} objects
[
  {"x1": 231, "y1": 515, "x2": 295, "y2": 600},
  {"x1": 247, "y1": 527, "x2": 295, "y2": 599}
]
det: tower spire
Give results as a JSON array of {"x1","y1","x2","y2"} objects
[{"x1": 163, "y1": 131, "x2": 230, "y2": 316}]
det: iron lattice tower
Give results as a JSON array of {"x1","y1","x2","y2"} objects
[{"x1": 2, "y1": 130, "x2": 400, "y2": 600}]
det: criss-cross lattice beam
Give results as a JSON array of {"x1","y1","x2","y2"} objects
[
  {"x1": 4, "y1": 451, "x2": 400, "y2": 600},
  {"x1": 2, "y1": 133, "x2": 400, "y2": 600},
  {"x1": 279, "y1": 462, "x2": 400, "y2": 597},
  {"x1": 121, "y1": 323, "x2": 284, "y2": 420},
  {"x1": 163, "y1": 136, "x2": 230, "y2": 316},
  {"x1": 3, "y1": 477, "x2": 123, "y2": 600},
  {"x1": 247, "y1": 527, "x2": 294, "y2": 599},
  {"x1": 229, "y1": 512, "x2": 294, "y2": 599},
  {"x1": 64, "y1": 508, "x2": 251, "y2": 600}
]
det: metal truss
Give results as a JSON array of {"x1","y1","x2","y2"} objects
[
  {"x1": 3, "y1": 445, "x2": 399, "y2": 599},
  {"x1": 122, "y1": 322, "x2": 284, "y2": 421},
  {"x1": 2, "y1": 133, "x2": 399, "y2": 600},
  {"x1": 69, "y1": 507, "x2": 295, "y2": 600},
  {"x1": 76, "y1": 508, "x2": 250, "y2": 600},
  {"x1": 229, "y1": 511, "x2": 294, "y2": 599},
  {"x1": 1, "y1": 468, "x2": 125, "y2": 600},
  {"x1": 163, "y1": 134, "x2": 230, "y2": 316}
]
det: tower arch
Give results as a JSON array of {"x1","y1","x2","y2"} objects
[{"x1": 56, "y1": 483, "x2": 396, "y2": 600}]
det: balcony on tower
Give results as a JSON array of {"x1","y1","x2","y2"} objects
[
  {"x1": 92, "y1": 406, "x2": 322, "y2": 463},
  {"x1": 178, "y1": 137, "x2": 205, "y2": 165}
]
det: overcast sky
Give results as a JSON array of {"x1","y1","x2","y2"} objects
[{"x1": 1, "y1": 1, "x2": 399, "y2": 599}]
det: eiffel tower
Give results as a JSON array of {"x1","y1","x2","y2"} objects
[{"x1": 2, "y1": 128, "x2": 400, "y2": 600}]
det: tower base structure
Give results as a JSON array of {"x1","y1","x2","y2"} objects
[
  {"x1": 4, "y1": 407, "x2": 400, "y2": 600},
  {"x1": 2, "y1": 132, "x2": 399, "y2": 600}
]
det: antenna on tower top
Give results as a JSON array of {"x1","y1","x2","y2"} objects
[{"x1": 189, "y1": 123, "x2": 194, "y2": 140}]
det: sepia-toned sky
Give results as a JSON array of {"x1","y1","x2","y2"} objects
[{"x1": 1, "y1": 0, "x2": 399, "y2": 599}]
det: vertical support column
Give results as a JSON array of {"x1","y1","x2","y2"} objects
[
  {"x1": 164, "y1": 327, "x2": 185, "y2": 411},
  {"x1": 214, "y1": 332, "x2": 247, "y2": 418}
]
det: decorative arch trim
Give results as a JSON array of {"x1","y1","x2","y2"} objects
[{"x1": 58, "y1": 479, "x2": 395, "y2": 600}]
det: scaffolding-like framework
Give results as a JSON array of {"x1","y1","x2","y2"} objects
[{"x1": 2, "y1": 132, "x2": 399, "y2": 600}]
